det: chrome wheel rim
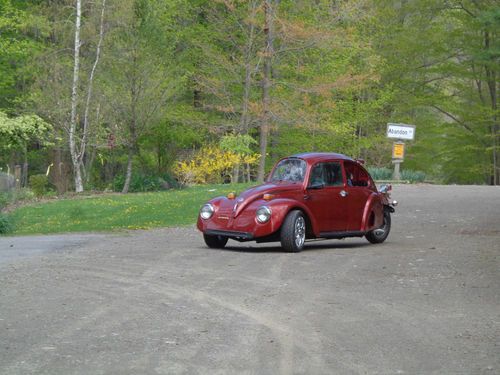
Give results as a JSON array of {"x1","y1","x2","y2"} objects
[{"x1": 295, "y1": 216, "x2": 306, "y2": 248}]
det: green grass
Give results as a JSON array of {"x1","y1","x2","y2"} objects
[{"x1": 7, "y1": 183, "x2": 252, "y2": 235}]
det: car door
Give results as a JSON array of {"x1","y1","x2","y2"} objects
[
  {"x1": 305, "y1": 161, "x2": 348, "y2": 233},
  {"x1": 343, "y1": 161, "x2": 373, "y2": 231}
]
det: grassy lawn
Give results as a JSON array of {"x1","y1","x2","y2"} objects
[{"x1": 7, "y1": 183, "x2": 252, "y2": 235}]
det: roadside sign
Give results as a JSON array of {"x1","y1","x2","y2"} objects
[
  {"x1": 392, "y1": 142, "x2": 405, "y2": 159},
  {"x1": 387, "y1": 123, "x2": 416, "y2": 140}
]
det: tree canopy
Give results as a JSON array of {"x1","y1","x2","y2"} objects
[{"x1": 0, "y1": 0, "x2": 498, "y2": 190}]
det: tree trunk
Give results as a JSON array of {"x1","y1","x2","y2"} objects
[
  {"x1": 69, "y1": 0, "x2": 83, "y2": 193},
  {"x1": 232, "y1": 163, "x2": 240, "y2": 183},
  {"x1": 85, "y1": 146, "x2": 97, "y2": 185},
  {"x1": 80, "y1": 0, "x2": 106, "y2": 173},
  {"x1": 239, "y1": 0, "x2": 258, "y2": 134},
  {"x1": 22, "y1": 148, "x2": 28, "y2": 187},
  {"x1": 122, "y1": 147, "x2": 134, "y2": 194},
  {"x1": 257, "y1": 0, "x2": 274, "y2": 183},
  {"x1": 484, "y1": 30, "x2": 499, "y2": 185}
]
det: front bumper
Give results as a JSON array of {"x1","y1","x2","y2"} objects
[
  {"x1": 205, "y1": 229, "x2": 254, "y2": 241},
  {"x1": 197, "y1": 209, "x2": 279, "y2": 240}
]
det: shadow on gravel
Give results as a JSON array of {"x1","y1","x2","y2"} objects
[{"x1": 203, "y1": 240, "x2": 373, "y2": 253}]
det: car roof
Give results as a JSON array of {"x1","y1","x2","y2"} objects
[{"x1": 290, "y1": 152, "x2": 354, "y2": 163}]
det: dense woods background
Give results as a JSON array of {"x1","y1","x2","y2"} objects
[{"x1": 1, "y1": 0, "x2": 499, "y2": 193}]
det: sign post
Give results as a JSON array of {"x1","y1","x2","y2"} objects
[{"x1": 386, "y1": 123, "x2": 415, "y2": 180}]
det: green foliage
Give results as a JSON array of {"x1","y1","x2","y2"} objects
[
  {"x1": 367, "y1": 166, "x2": 426, "y2": 182},
  {"x1": 220, "y1": 134, "x2": 257, "y2": 155},
  {"x1": 0, "y1": 192, "x2": 9, "y2": 210},
  {"x1": 0, "y1": 0, "x2": 49, "y2": 109},
  {"x1": 0, "y1": 110, "x2": 52, "y2": 150},
  {"x1": 371, "y1": 0, "x2": 500, "y2": 184},
  {"x1": 13, "y1": 187, "x2": 34, "y2": 201},
  {"x1": 112, "y1": 173, "x2": 179, "y2": 193},
  {"x1": 367, "y1": 167, "x2": 393, "y2": 181},
  {"x1": 0, "y1": 188, "x2": 35, "y2": 209},
  {"x1": 29, "y1": 173, "x2": 48, "y2": 197},
  {"x1": 400, "y1": 170, "x2": 426, "y2": 184},
  {"x1": 1, "y1": 0, "x2": 499, "y2": 190},
  {"x1": 0, "y1": 213, "x2": 13, "y2": 234}
]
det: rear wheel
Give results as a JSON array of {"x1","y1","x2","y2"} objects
[
  {"x1": 280, "y1": 210, "x2": 306, "y2": 252},
  {"x1": 366, "y1": 209, "x2": 391, "y2": 244},
  {"x1": 203, "y1": 234, "x2": 228, "y2": 249}
]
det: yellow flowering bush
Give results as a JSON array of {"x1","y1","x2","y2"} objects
[{"x1": 174, "y1": 145, "x2": 259, "y2": 185}]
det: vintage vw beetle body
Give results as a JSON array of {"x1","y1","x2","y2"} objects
[{"x1": 197, "y1": 153, "x2": 396, "y2": 252}]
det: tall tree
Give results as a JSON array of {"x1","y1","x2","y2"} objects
[
  {"x1": 68, "y1": 0, "x2": 107, "y2": 192},
  {"x1": 257, "y1": 0, "x2": 275, "y2": 182},
  {"x1": 101, "y1": 0, "x2": 184, "y2": 193},
  {"x1": 68, "y1": 0, "x2": 83, "y2": 192}
]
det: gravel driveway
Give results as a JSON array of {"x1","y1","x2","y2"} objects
[{"x1": 0, "y1": 185, "x2": 499, "y2": 374}]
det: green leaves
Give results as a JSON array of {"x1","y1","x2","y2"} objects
[
  {"x1": 0, "y1": 0, "x2": 49, "y2": 108},
  {"x1": 0, "y1": 110, "x2": 52, "y2": 149}
]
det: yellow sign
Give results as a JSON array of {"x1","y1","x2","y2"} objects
[{"x1": 392, "y1": 142, "x2": 405, "y2": 159}]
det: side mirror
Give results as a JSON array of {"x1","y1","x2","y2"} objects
[
  {"x1": 379, "y1": 184, "x2": 392, "y2": 193},
  {"x1": 308, "y1": 181, "x2": 325, "y2": 190}
]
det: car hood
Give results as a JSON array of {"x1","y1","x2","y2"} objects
[{"x1": 216, "y1": 181, "x2": 302, "y2": 217}]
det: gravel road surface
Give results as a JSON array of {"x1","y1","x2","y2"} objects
[{"x1": 0, "y1": 185, "x2": 499, "y2": 374}]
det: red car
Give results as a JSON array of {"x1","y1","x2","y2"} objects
[{"x1": 197, "y1": 153, "x2": 397, "y2": 252}]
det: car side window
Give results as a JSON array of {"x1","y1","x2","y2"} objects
[
  {"x1": 309, "y1": 162, "x2": 343, "y2": 187},
  {"x1": 323, "y1": 162, "x2": 343, "y2": 186},
  {"x1": 309, "y1": 164, "x2": 325, "y2": 186},
  {"x1": 345, "y1": 162, "x2": 370, "y2": 187}
]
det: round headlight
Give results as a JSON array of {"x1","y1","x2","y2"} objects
[
  {"x1": 256, "y1": 206, "x2": 272, "y2": 223},
  {"x1": 200, "y1": 203, "x2": 214, "y2": 220}
]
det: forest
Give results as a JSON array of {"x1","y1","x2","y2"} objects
[{"x1": 0, "y1": 0, "x2": 499, "y2": 194}]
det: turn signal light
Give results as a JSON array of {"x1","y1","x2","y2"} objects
[
  {"x1": 263, "y1": 194, "x2": 274, "y2": 201},
  {"x1": 227, "y1": 192, "x2": 236, "y2": 199}
]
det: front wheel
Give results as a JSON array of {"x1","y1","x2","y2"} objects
[
  {"x1": 365, "y1": 209, "x2": 391, "y2": 244},
  {"x1": 203, "y1": 234, "x2": 228, "y2": 249},
  {"x1": 280, "y1": 210, "x2": 306, "y2": 252}
]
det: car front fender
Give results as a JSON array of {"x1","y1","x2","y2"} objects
[
  {"x1": 361, "y1": 193, "x2": 384, "y2": 232},
  {"x1": 265, "y1": 198, "x2": 320, "y2": 237}
]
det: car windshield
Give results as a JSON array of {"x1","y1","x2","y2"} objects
[{"x1": 269, "y1": 158, "x2": 307, "y2": 182}]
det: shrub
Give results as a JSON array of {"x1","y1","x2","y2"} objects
[
  {"x1": 174, "y1": 145, "x2": 259, "y2": 185},
  {"x1": 401, "y1": 169, "x2": 426, "y2": 183},
  {"x1": 29, "y1": 174, "x2": 48, "y2": 198},
  {"x1": 0, "y1": 189, "x2": 35, "y2": 210},
  {"x1": 367, "y1": 167, "x2": 393, "y2": 180},
  {"x1": 0, "y1": 213, "x2": 13, "y2": 234},
  {"x1": 13, "y1": 188, "x2": 35, "y2": 201},
  {"x1": 113, "y1": 173, "x2": 179, "y2": 193},
  {"x1": 367, "y1": 167, "x2": 426, "y2": 183},
  {"x1": 160, "y1": 173, "x2": 180, "y2": 189},
  {"x1": 0, "y1": 192, "x2": 10, "y2": 210}
]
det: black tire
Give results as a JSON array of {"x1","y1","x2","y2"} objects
[
  {"x1": 280, "y1": 210, "x2": 306, "y2": 252},
  {"x1": 366, "y1": 209, "x2": 391, "y2": 244},
  {"x1": 203, "y1": 234, "x2": 228, "y2": 249}
]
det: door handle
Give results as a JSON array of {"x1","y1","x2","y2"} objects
[
  {"x1": 340, "y1": 190, "x2": 348, "y2": 197},
  {"x1": 303, "y1": 194, "x2": 311, "y2": 200}
]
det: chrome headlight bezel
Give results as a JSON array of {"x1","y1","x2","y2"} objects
[
  {"x1": 200, "y1": 203, "x2": 215, "y2": 220},
  {"x1": 256, "y1": 206, "x2": 272, "y2": 223}
]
